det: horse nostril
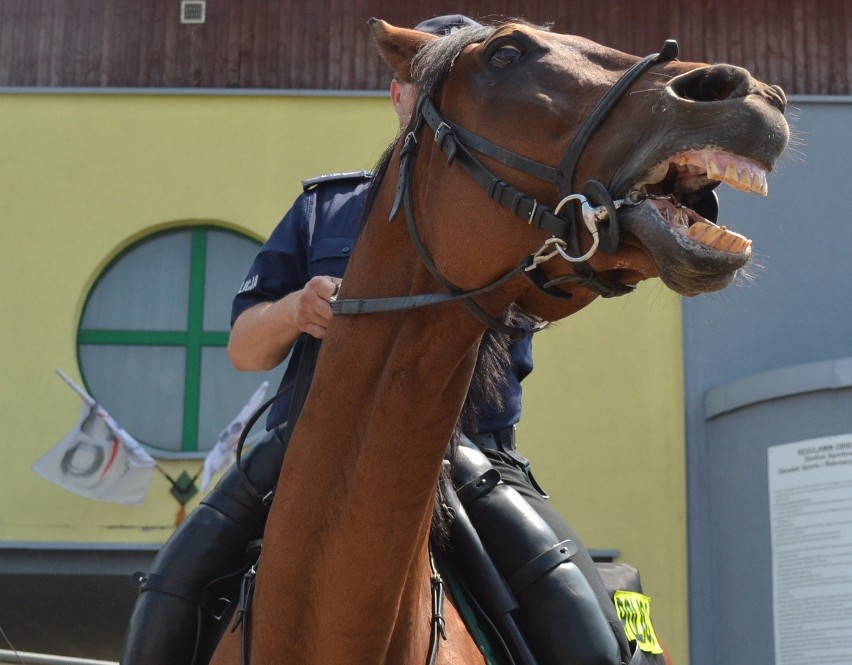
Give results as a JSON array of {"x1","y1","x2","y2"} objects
[
  {"x1": 669, "y1": 65, "x2": 753, "y2": 103},
  {"x1": 766, "y1": 84, "x2": 788, "y2": 112}
]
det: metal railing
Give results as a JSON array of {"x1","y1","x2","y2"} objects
[{"x1": 0, "y1": 650, "x2": 117, "y2": 665}]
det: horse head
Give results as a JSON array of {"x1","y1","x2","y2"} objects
[{"x1": 370, "y1": 19, "x2": 790, "y2": 321}]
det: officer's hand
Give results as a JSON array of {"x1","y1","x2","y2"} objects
[{"x1": 292, "y1": 275, "x2": 340, "y2": 339}]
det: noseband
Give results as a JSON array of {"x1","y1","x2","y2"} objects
[{"x1": 332, "y1": 40, "x2": 679, "y2": 339}]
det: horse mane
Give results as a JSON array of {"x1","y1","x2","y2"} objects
[
  {"x1": 410, "y1": 24, "x2": 497, "y2": 100},
  {"x1": 435, "y1": 306, "x2": 536, "y2": 543}
]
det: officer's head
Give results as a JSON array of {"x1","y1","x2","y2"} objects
[
  {"x1": 413, "y1": 14, "x2": 481, "y2": 36},
  {"x1": 390, "y1": 15, "x2": 481, "y2": 126}
]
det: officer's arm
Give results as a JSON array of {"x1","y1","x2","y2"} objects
[{"x1": 228, "y1": 275, "x2": 339, "y2": 371}]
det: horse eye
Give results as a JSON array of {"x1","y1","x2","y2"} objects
[{"x1": 489, "y1": 44, "x2": 523, "y2": 69}]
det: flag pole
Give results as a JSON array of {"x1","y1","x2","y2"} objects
[
  {"x1": 56, "y1": 368, "x2": 199, "y2": 523},
  {"x1": 37, "y1": 370, "x2": 158, "y2": 506},
  {"x1": 55, "y1": 367, "x2": 169, "y2": 475},
  {"x1": 54, "y1": 369, "x2": 209, "y2": 522},
  {"x1": 55, "y1": 368, "x2": 96, "y2": 408}
]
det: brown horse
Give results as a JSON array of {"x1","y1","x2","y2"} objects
[{"x1": 211, "y1": 19, "x2": 788, "y2": 665}]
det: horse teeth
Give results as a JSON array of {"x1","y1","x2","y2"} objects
[
  {"x1": 702, "y1": 225, "x2": 725, "y2": 245},
  {"x1": 687, "y1": 221, "x2": 709, "y2": 241},
  {"x1": 707, "y1": 160, "x2": 722, "y2": 180},
  {"x1": 716, "y1": 233, "x2": 738, "y2": 252},
  {"x1": 701, "y1": 152, "x2": 769, "y2": 196},
  {"x1": 725, "y1": 163, "x2": 739, "y2": 183},
  {"x1": 685, "y1": 220, "x2": 751, "y2": 253}
]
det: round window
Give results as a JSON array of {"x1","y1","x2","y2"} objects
[{"x1": 77, "y1": 226, "x2": 279, "y2": 455}]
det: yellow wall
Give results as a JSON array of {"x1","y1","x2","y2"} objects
[
  {"x1": 519, "y1": 281, "x2": 686, "y2": 660},
  {"x1": 0, "y1": 91, "x2": 396, "y2": 536},
  {"x1": 0, "y1": 92, "x2": 687, "y2": 662}
]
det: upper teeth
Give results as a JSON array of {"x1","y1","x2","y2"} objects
[
  {"x1": 636, "y1": 150, "x2": 770, "y2": 197},
  {"x1": 704, "y1": 155, "x2": 768, "y2": 195}
]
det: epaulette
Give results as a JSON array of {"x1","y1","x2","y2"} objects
[{"x1": 301, "y1": 171, "x2": 373, "y2": 191}]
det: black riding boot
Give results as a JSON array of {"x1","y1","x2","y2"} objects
[
  {"x1": 120, "y1": 428, "x2": 286, "y2": 665},
  {"x1": 449, "y1": 437, "x2": 627, "y2": 665}
]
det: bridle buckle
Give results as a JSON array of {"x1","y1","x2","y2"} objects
[{"x1": 526, "y1": 237, "x2": 570, "y2": 271}]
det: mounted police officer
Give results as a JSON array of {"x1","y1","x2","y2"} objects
[{"x1": 121, "y1": 15, "x2": 664, "y2": 665}]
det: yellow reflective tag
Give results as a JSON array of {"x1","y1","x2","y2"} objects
[{"x1": 613, "y1": 590, "x2": 664, "y2": 655}]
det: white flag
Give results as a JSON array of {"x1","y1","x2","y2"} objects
[
  {"x1": 33, "y1": 401, "x2": 156, "y2": 507},
  {"x1": 200, "y1": 381, "x2": 269, "y2": 492}
]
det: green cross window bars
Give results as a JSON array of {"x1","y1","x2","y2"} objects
[{"x1": 76, "y1": 225, "x2": 275, "y2": 455}]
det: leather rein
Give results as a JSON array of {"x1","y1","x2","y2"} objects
[{"x1": 330, "y1": 39, "x2": 679, "y2": 341}]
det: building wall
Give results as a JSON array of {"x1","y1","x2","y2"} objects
[
  {"x1": 2, "y1": 0, "x2": 848, "y2": 95},
  {"x1": 0, "y1": 4, "x2": 829, "y2": 661},
  {"x1": 521, "y1": 281, "x2": 686, "y2": 660},
  {"x1": 0, "y1": 90, "x2": 689, "y2": 661},
  {"x1": 0, "y1": 90, "x2": 398, "y2": 541},
  {"x1": 682, "y1": 98, "x2": 852, "y2": 665}
]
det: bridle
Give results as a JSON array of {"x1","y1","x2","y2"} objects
[{"x1": 331, "y1": 39, "x2": 679, "y2": 340}]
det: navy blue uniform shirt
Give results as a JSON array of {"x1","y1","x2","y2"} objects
[{"x1": 231, "y1": 172, "x2": 532, "y2": 432}]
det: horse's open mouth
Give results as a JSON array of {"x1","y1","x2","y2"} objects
[
  {"x1": 629, "y1": 148, "x2": 769, "y2": 254},
  {"x1": 615, "y1": 148, "x2": 771, "y2": 294}
]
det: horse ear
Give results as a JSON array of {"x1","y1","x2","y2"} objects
[{"x1": 369, "y1": 18, "x2": 437, "y2": 84}]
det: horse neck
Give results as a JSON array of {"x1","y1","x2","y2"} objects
[{"x1": 252, "y1": 182, "x2": 487, "y2": 663}]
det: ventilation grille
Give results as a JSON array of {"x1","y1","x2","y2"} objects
[{"x1": 180, "y1": 1, "x2": 206, "y2": 24}]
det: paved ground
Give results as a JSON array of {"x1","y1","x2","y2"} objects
[{"x1": 0, "y1": 573, "x2": 135, "y2": 661}]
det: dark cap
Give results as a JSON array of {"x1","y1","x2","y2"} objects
[{"x1": 414, "y1": 14, "x2": 481, "y2": 36}]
